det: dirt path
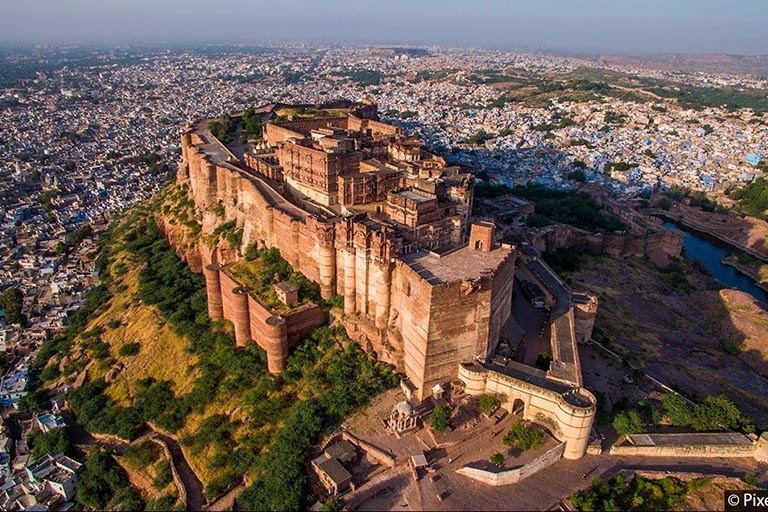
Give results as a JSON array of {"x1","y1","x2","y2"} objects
[{"x1": 154, "y1": 433, "x2": 205, "y2": 512}]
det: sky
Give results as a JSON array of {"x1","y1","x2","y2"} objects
[{"x1": 2, "y1": 0, "x2": 767, "y2": 55}]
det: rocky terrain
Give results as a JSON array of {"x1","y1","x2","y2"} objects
[{"x1": 570, "y1": 255, "x2": 768, "y2": 426}]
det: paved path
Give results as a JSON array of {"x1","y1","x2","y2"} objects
[
  {"x1": 351, "y1": 451, "x2": 763, "y2": 511},
  {"x1": 413, "y1": 454, "x2": 762, "y2": 511}
]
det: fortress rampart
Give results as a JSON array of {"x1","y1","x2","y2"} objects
[
  {"x1": 529, "y1": 223, "x2": 684, "y2": 267},
  {"x1": 200, "y1": 251, "x2": 324, "y2": 374},
  {"x1": 458, "y1": 363, "x2": 595, "y2": 460},
  {"x1": 173, "y1": 103, "x2": 597, "y2": 458}
]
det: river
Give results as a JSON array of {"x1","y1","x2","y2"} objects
[{"x1": 662, "y1": 221, "x2": 768, "y2": 303}]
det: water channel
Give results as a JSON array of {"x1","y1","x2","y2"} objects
[{"x1": 662, "y1": 221, "x2": 768, "y2": 303}]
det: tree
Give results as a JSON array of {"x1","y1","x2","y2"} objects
[
  {"x1": 28, "y1": 428, "x2": 73, "y2": 459},
  {"x1": 490, "y1": 452, "x2": 505, "y2": 468},
  {"x1": 503, "y1": 420, "x2": 545, "y2": 451},
  {"x1": 571, "y1": 475, "x2": 688, "y2": 511},
  {"x1": 320, "y1": 498, "x2": 344, "y2": 512},
  {"x1": 661, "y1": 393, "x2": 692, "y2": 426},
  {"x1": 430, "y1": 405, "x2": 451, "y2": 433},
  {"x1": 479, "y1": 394, "x2": 500, "y2": 413},
  {"x1": 691, "y1": 395, "x2": 753, "y2": 433},
  {"x1": 612, "y1": 411, "x2": 644, "y2": 436},
  {"x1": 568, "y1": 169, "x2": 587, "y2": 182},
  {"x1": 0, "y1": 287, "x2": 25, "y2": 326}
]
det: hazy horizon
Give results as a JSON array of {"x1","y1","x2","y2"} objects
[{"x1": 3, "y1": 0, "x2": 768, "y2": 55}]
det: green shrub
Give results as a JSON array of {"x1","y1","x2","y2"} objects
[
  {"x1": 152, "y1": 460, "x2": 173, "y2": 490},
  {"x1": 490, "y1": 452, "x2": 505, "y2": 468},
  {"x1": 119, "y1": 342, "x2": 140, "y2": 356},
  {"x1": 123, "y1": 440, "x2": 162, "y2": 469},
  {"x1": 720, "y1": 339, "x2": 742, "y2": 355}
]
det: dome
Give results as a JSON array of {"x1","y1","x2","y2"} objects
[{"x1": 395, "y1": 400, "x2": 414, "y2": 416}]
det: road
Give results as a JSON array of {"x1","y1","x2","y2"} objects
[{"x1": 511, "y1": 278, "x2": 550, "y2": 367}]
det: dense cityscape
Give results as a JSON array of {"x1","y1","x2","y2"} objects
[{"x1": 0, "y1": 40, "x2": 767, "y2": 511}]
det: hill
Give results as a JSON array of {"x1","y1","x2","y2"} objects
[{"x1": 35, "y1": 186, "x2": 398, "y2": 508}]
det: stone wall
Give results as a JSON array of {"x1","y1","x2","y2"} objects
[
  {"x1": 458, "y1": 364, "x2": 595, "y2": 460},
  {"x1": 265, "y1": 116, "x2": 348, "y2": 146},
  {"x1": 455, "y1": 442, "x2": 565, "y2": 486},
  {"x1": 529, "y1": 222, "x2": 683, "y2": 265},
  {"x1": 609, "y1": 432, "x2": 768, "y2": 461},
  {"x1": 215, "y1": 266, "x2": 324, "y2": 374}
]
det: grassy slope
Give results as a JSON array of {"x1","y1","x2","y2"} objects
[{"x1": 52, "y1": 183, "x2": 397, "y2": 508}]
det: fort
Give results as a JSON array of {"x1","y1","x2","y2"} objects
[{"x1": 175, "y1": 101, "x2": 597, "y2": 458}]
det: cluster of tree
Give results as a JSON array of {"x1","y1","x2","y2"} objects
[
  {"x1": 646, "y1": 82, "x2": 768, "y2": 115},
  {"x1": 236, "y1": 245, "x2": 321, "y2": 309},
  {"x1": 611, "y1": 393, "x2": 753, "y2": 437},
  {"x1": 37, "y1": 201, "x2": 397, "y2": 507},
  {"x1": 238, "y1": 327, "x2": 397, "y2": 510},
  {"x1": 35, "y1": 283, "x2": 112, "y2": 371},
  {"x1": 604, "y1": 161, "x2": 637, "y2": 173},
  {"x1": 656, "y1": 257, "x2": 692, "y2": 294},
  {"x1": 27, "y1": 428, "x2": 73, "y2": 460},
  {"x1": 0, "y1": 287, "x2": 26, "y2": 326},
  {"x1": 531, "y1": 116, "x2": 576, "y2": 132},
  {"x1": 603, "y1": 110, "x2": 626, "y2": 125},
  {"x1": 729, "y1": 177, "x2": 768, "y2": 220},
  {"x1": 688, "y1": 192, "x2": 719, "y2": 211},
  {"x1": 208, "y1": 114, "x2": 236, "y2": 145},
  {"x1": 68, "y1": 377, "x2": 179, "y2": 440},
  {"x1": 571, "y1": 475, "x2": 688, "y2": 511},
  {"x1": 40, "y1": 188, "x2": 58, "y2": 212},
  {"x1": 473, "y1": 182, "x2": 513, "y2": 199},
  {"x1": 123, "y1": 440, "x2": 162, "y2": 470},
  {"x1": 513, "y1": 184, "x2": 627, "y2": 232},
  {"x1": 76, "y1": 449, "x2": 144, "y2": 511},
  {"x1": 568, "y1": 138, "x2": 594, "y2": 149},
  {"x1": 568, "y1": 169, "x2": 587, "y2": 182},
  {"x1": 464, "y1": 129, "x2": 497, "y2": 145},
  {"x1": 332, "y1": 69, "x2": 383, "y2": 86},
  {"x1": 56, "y1": 225, "x2": 92, "y2": 254},
  {"x1": 662, "y1": 393, "x2": 754, "y2": 433},
  {"x1": 542, "y1": 247, "x2": 585, "y2": 274},
  {"x1": 503, "y1": 420, "x2": 545, "y2": 451},
  {"x1": 478, "y1": 394, "x2": 500, "y2": 413},
  {"x1": 242, "y1": 107, "x2": 262, "y2": 140}
]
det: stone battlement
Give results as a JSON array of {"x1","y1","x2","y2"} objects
[{"x1": 174, "y1": 101, "x2": 594, "y2": 458}]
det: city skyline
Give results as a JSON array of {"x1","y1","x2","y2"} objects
[{"x1": 2, "y1": 0, "x2": 768, "y2": 55}]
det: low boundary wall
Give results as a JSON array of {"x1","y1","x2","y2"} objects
[{"x1": 456, "y1": 442, "x2": 565, "y2": 486}]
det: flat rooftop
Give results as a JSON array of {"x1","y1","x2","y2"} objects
[
  {"x1": 402, "y1": 244, "x2": 513, "y2": 285},
  {"x1": 625, "y1": 432, "x2": 753, "y2": 447},
  {"x1": 393, "y1": 189, "x2": 434, "y2": 203}
]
